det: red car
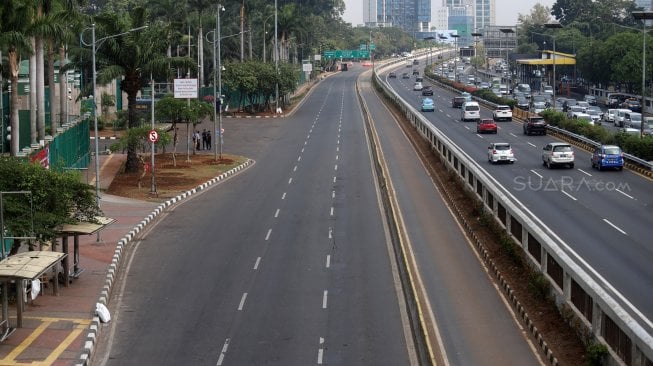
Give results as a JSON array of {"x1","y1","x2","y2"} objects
[{"x1": 477, "y1": 119, "x2": 497, "y2": 134}]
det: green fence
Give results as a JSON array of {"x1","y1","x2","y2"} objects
[{"x1": 47, "y1": 118, "x2": 91, "y2": 172}]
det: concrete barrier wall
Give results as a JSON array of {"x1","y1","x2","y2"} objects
[{"x1": 373, "y1": 58, "x2": 653, "y2": 366}]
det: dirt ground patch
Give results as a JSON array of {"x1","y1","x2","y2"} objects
[{"x1": 106, "y1": 153, "x2": 247, "y2": 202}]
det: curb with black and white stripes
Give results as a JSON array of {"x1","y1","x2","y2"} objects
[{"x1": 75, "y1": 159, "x2": 254, "y2": 366}]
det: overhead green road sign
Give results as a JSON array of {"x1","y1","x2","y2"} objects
[{"x1": 323, "y1": 50, "x2": 370, "y2": 59}]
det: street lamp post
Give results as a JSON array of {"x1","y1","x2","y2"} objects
[
  {"x1": 450, "y1": 33, "x2": 460, "y2": 82},
  {"x1": 275, "y1": 0, "x2": 279, "y2": 114},
  {"x1": 471, "y1": 32, "x2": 483, "y2": 81},
  {"x1": 216, "y1": 4, "x2": 225, "y2": 160},
  {"x1": 544, "y1": 22, "x2": 563, "y2": 110},
  {"x1": 81, "y1": 23, "x2": 147, "y2": 242},
  {"x1": 424, "y1": 36, "x2": 435, "y2": 66},
  {"x1": 632, "y1": 11, "x2": 653, "y2": 138},
  {"x1": 499, "y1": 28, "x2": 515, "y2": 92}
]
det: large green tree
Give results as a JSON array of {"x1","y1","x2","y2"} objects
[{"x1": 73, "y1": 7, "x2": 195, "y2": 173}]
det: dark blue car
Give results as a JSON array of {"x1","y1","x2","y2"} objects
[{"x1": 591, "y1": 145, "x2": 624, "y2": 171}]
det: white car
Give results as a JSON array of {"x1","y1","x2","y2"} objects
[
  {"x1": 542, "y1": 85, "x2": 554, "y2": 96},
  {"x1": 413, "y1": 82, "x2": 423, "y2": 91},
  {"x1": 573, "y1": 112, "x2": 593, "y2": 124},
  {"x1": 566, "y1": 105, "x2": 585, "y2": 119},
  {"x1": 487, "y1": 142, "x2": 515, "y2": 164},
  {"x1": 542, "y1": 142, "x2": 575, "y2": 169},
  {"x1": 493, "y1": 105, "x2": 513, "y2": 121},
  {"x1": 604, "y1": 109, "x2": 617, "y2": 123}
]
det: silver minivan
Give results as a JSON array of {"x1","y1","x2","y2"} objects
[
  {"x1": 461, "y1": 101, "x2": 480, "y2": 122},
  {"x1": 615, "y1": 109, "x2": 632, "y2": 127},
  {"x1": 624, "y1": 112, "x2": 642, "y2": 129}
]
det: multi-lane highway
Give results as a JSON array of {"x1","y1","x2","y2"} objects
[
  {"x1": 94, "y1": 65, "x2": 547, "y2": 365},
  {"x1": 385, "y1": 61, "x2": 653, "y2": 333}
]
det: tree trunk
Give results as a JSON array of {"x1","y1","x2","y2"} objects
[
  {"x1": 47, "y1": 41, "x2": 56, "y2": 137},
  {"x1": 9, "y1": 49, "x2": 20, "y2": 156},
  {"x1": 30, "y1": 39, "x2": 37, "y2": 145},
  {"x1": 36, "y1": 36, "x2": 46, "y2": 141},
  {"x1": 58, "y1": 45, "x2": 66, "y2": 134},
  {"x1": 125, "y1": 90, "x2": 140, "y2": 173}
]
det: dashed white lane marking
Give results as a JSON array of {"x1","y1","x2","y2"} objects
[
  {"x1": 301, "y1": 147, "x2": 305, "y2": 153},
  {"x1": 265, "y1": 229, "x2": 272, "y2": 241},
  {"x1": 317, "y1": 337, "x2": 325, "y2": 365},
  {"x1": 297, "y1": 156, "x2": 301, "y2": 162},
  {"x1": 274, "y1": 208, "x2": 280, "y2": 218},
  {"x1": 332, "y1": 190, "x2": 335, "y2": 199},
  {"x1": 322, "y1": 290, "x2": 328, "y2": 309},
  {"x1": 334, "y1": 164, "x2": 338, "y2": 171},
  {"x1": 330, "y1": 207, "x2": 334, "y2": 216},
  {"x1": 603, "y1": 218, "x2": 627, "y2": 235},
  {"x1": 561, "y1": 189, "x2": 577, "y2": 201},
  {"x1": 475, "y1": 133, "x2": 483, "y2": 138},
  {"x1": 336, "y1": 146, "x2": 339, "y2": 152},
  {"x1": 238, "y1": 293, "x2": 248, "y2": 310},
  {"x1": 527, "y1": 142, "x2": 537, "y2": 147},
  {"x1": 216, "y1": 338, "x2": 230, "y2": 365},
  {"x1": 293, "y1": 165, "x2": 297, "y2": 172},
  {"x1": 530, "y1": 170, "x2": 543, "y2": 179},
  {"x1": 578, "y1": 169, "x2": 592, "y2": 177},
  {"x1": 325, "y1": 255, "x2": 331, "y2": 268},
  {"x1": 616, "y1": 188, "x2": 634, "y2": 199},
  {"x1": 328, "y1": 227, "x2": 333, "y2": 239},
  {"x1": 282, "y1": 192, "x2": 286, "y2": 200},
  {"x1": 463, "y1": 125, "x2": 470, "y2": 130},
  {"x1": 336, "y1": 154, "x2": 339, "y2": 160},
  {"x1": 333, "y1": 177, "x2": 337, "y2": 183},
  {"x1": 253, "y1": 257, "x2": 261, "y2": 270},
  {"x1": 288, "y1": 177, "x2": 293, "y2": 184}
]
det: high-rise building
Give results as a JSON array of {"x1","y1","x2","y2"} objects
[
  {"x1": 634, "y1": 0, "x2": 653, "y2": 10},
  {"x1": 449, "y1": 5, "x2": 473, "y2": 46},
  {"x1": 473, "y1": 0, "x2": 495, "y2": 30},
  {"x1": 368, "y1": 0, "x2": 432, "y2": 33}
]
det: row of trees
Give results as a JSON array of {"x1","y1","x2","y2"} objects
[
  {"x1": 1, "y1": 0, "x2": 418, "y2": 174},
  {"x1": 515, "y1": 1, "x2": 653, "y2": 93}
]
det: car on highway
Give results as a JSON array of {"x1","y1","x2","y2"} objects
[
  {"x1": 493, "y1": 105, "x2": 513, "y2": 121},
  {"x1": 532, "y1": 101, "x2": 548, "y2": 115},
  {"x1": 576, "y1": 100, "x2": 590, "y2": 112},
  {"x1": 542, "y1": 142, "x2": 575, "y2": 169},
  {"x1": 461, "y1": 101, "x2": 481, "y2": 122},
  {"x1": 402, "y1": 72, "x2": 410, "y2": 79},
  {"x1": 566, "y1": 105, "x2": 586, "y2": 119},
  {"x1": 523, "y1": 116, "x2": 547, "y2": 135},
  {"x1": 412, "y1": 69, "x2": 419, "y2": 76},
  {"x1": 487, "y1": 142, "x2": 515, "y2": 164},
  {"x1": 515, "y1": 97, "x2": 530, "y2": 110},
  {"x1": 388, "y1": 72, "x2": 397, "y2": 78},
  {"x1": 584, "y1": 95, "x2": 597, "y2": 105},
  {"x1": 479, "y1": 81, "x2": 491, "y2": 89},
  {"x1": 643, "y1": 116, "x2": 653, "y2": 135},
  {"x1": 603, "y1": 109, "x2": 617, "y2": 124},
  {"x1": 562, "y1": 99, "x2": 578, "y2": 112},
  {"x1": 586, "y1": 108, "x2": 602, "y2": 124},
  {"x1": 591, "y1": 145, "x2": 624, "y2": 171},
  {"x1": 413, "y1": 82, "x2": 423, "y2": 91},
  {"x1": 615, "y1": 108, "x2": 632, "y2": 127},
  {"x1": 542, "y1": 85, "x2": 554, "y2": 96},
  {"x1": 620, "y1": 98, "x2": 641, "y2": 112},
  {"x1": 461, "y1": 92, "x2": 472, "y2": 101},
  {"x1": 451, "y1": 96, "x2": 466, "y2": 108},
  {"x1": 623, "y1": 112, "x2": 642, "y2": 129},
  {"x1": 421, "y1": 98, "x2": 435, "y2": 112},
  {"x1": 415, "y1": 76, "x2": 423, "y2": 82},
  {"x1": 421, "y1": 85, "x2": 433, "y2": 96},
  {"x1": 477, "y1": 119, "x2": 497, "y2": 134}
]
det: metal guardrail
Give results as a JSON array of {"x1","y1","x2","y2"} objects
[{"x1": 374, "y1": 60, "x2": 653, "y2": 366}]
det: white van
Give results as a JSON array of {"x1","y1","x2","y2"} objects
[
  {"x1": 461, "y1": 101, "x2": 481, "y2": 122},
  {"x1": 624, "y1": 112, "x2": 642, "y2": 129},
  {"x1": 615, "y1": 109, "x2": 632, "y2": 127}
]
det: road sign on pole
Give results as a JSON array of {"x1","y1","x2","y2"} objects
[{"x1": 148, "y1": 130, "x2": 159, "y2": 143}]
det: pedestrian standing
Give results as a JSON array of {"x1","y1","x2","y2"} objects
[
  {"x1": 206, "y1": 129, "x2": 212, "y2": 150},
  {"x1": 195, "y1": 131, "x2": 201, "y2": 151},
  {"x1": 202, "y1": 129, "x2": 207, "y2": 150}
]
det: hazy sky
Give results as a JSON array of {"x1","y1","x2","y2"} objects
[{"x1": 342, "y1": 0, "x2": 557, "y2": 27}]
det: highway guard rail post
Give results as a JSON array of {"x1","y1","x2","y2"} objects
[{"x1": 372, "y1": 58, "x2": 653, "y2": 366}]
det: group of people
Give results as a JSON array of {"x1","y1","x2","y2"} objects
[{"x1": 193, "y1": 129, "x2": 212, "y2": 151}]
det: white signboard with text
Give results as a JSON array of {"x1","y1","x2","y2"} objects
[{"x1": 174, "y1": 78, "x2": 198, "y2": 98}]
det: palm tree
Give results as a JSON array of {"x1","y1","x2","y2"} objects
[
  {"x1": 75, "y1": 7, "x2": 195, "y2": 173},
  {"x1": 0, "y1": 0, "x2": 35, "y2": 156}
]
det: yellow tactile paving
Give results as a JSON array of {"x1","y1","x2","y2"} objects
[{"x1": 0, "y1": 317, "x2": 91, "y2": 365}]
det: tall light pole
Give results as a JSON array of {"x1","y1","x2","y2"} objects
[
  {"x1": 544, "y1": 22, "x2": 562, "y2": 110},
  {"x1": 471, "y1": 32, "x2": 483, "y2": 81},
  {"x1": 424, "y1": 36, "x2": 435, "y2": 65},
  {"x1": 81, "y1": 23, "x2": 147, "y2": 242},
  {"x1": 632, "y1": 11, "x2": 653, "y2": 138},
  {"x1": 263, "y1": 14, "x2": 274, "y2": 63},
  {"x1": 499, "y1": 27, "x2": 515, "y2": 92},
  {"x1": 216, "y1": 4, "x2": 225, "y2": 160},
  {"x1": 450, "y1": 33, "x2": 460, "y2": 82}
]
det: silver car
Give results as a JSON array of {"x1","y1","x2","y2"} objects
[
  {"x1": 542, "y1": 142, "x2": 575, "y2": 169},
  {"x1": 488, "y1": 142, "x2": 515, "y2": 164}
]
